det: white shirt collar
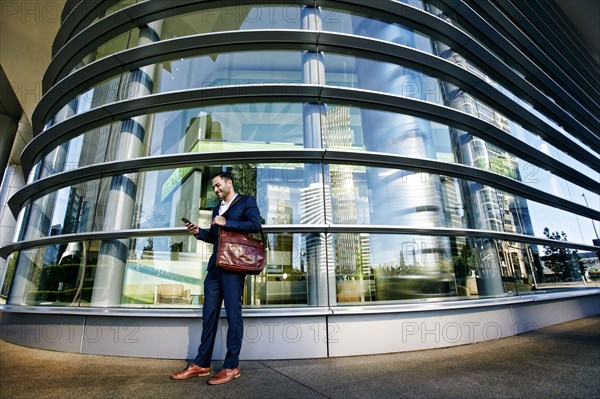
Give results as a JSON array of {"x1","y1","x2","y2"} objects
[{"x1": 219, "y1": 194, "x2": 238, "y2": 215}]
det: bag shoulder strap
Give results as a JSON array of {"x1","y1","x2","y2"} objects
[
  {"x1": 221, "y1": 195, "x2": 242, "y2": 215},
  {"x1": 230, "y1": 195, "x2": 243, "y2": 207},
  {"x1": 223, "y1": 195, "x2": 265, "y2": 246}
]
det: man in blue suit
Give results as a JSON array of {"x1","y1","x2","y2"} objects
[{"x1": 171, "y1": 171, "x2": 261, "y2": 385}]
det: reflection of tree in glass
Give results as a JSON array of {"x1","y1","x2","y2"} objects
[
  {"x1": 399, "y1": 251, "x2": 406, "y2": 269},
  {"x1": 542, "y1": 228, "x2": 584, "y2": 281},
  {"x1": 231, "y1": 164, "x2": 257, "y2": 198},
  {"x1": 455, "y1": 243, "x2": 478, "y2": 277},
  {"x1": 0, "y1": 254, "x2": 18, "y2": 298},
  {"x1": 230, "y1": 164, "x2": 265, "y2": 240}
]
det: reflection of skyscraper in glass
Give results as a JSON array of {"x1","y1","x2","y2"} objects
[
  {"x1": 177, "y1": 112, "x2": 221, "y2": 221},
  {"x1": 439, "y1": 175, "x2": 466, "y2": 259},
  {"x1": 323, "y1": 106, "x2": 370, "y2": 277},
  {"x1": 266, "y1": 185, "x2": 294, "y2": 274},
  {"x1": 432, "y1": 30, "x2": 537, "y2": 290},
  {"x1": 301, "y1": 182, "x2": 333, "y2": 305}
]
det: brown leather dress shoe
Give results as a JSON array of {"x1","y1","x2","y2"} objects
[
  {"x1": 207, "y1": 367, "x2": 241, "y2": 385},
  {"x1": 170, "y1": 364, "x2": 211, "y2": 380}
]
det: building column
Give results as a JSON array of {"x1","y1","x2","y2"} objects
[
  {"x1": 300, "y1": 6, "x2": 335, "y2": 306},
  {"x1": 91, "y1": 21, "x2": 163, "y2": 306},
  {"x1": 0, "y1": 165, "x2": 25, "y2": 295}
]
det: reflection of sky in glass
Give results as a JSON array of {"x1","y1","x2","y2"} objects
[
  {"x1": 495, "y1": 81, "x2": 598, "y2": 162},
  {"x1": 510, "y1": 121, "x2": 598, "y2": 181},
  {"x1": 527, "y1": 199, "x2": 599, "y2": 245}
]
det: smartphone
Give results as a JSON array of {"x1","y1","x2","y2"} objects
[{"x1": 181, "y1": 217, "x2": 191, "y2": 224}]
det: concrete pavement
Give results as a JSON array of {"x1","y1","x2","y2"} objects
[{"x1": 1, "y1": 315, "x2": 598, "y2": 398}]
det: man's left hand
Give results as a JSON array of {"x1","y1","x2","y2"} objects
[{"x1": 212, "y1": 215, "x2": 226, "y2": 226}]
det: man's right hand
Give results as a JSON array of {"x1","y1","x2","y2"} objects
[{"x1": 184, "y1": 222, "x2": 200, "y2": 235}]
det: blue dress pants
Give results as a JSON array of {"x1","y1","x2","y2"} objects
[{"x1": 193, "y1": 266, "x2": 246, "y2": 369}]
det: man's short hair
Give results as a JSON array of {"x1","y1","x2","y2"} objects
[{"x1": 212, "y1": 171, "x2": 234, "y2": 185}]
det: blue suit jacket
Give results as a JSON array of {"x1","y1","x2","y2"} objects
[{"x1": 195, "y1": 195, "x2": 262, "y2": 270}]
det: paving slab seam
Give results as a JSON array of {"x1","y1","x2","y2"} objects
[{"x1": 259, "y1": 361, "x2": 331, "y2": 399}]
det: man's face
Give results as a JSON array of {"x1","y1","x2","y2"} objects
[{"x1": 212, "y1": 176, "x2": 232, "y2": 200}]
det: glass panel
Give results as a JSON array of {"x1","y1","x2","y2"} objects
[
  {"x1": 583, "y1": 252, "x2": 600, "y2": 285},
  {"x1": 35, "y1": 102, "x2": 310, "y2": 180},
  {"x1": 6, "y1": 235, "x2": 597, "y2": 307},
  {"x1": 162, "y1": 5, "x2": 304, "y2": 37},
  {"x1": 156, "y1": 51, "x2": 303, "y2": 92},
  {"x1": 148, "y1": 103, "x2": 307, "y2": 157},
  {"x1": 256, "y1": 232, "x2": 315, "y2": 306},
  {"x1": 323, "y1": 165, "x2": 467, "y2": 229},
  {"x1": 507, "y1": 117, "x2": 598, "y2": 182},
  {"x1": 333, "y1": 234, "x2": 598, "y2": 305},
  {"x1": 69, "y1": 5, "x2": 305, "y2": 78},
  {"x1": 7, "y1": 242, "x2": 92, "y2": 306},
  {"x1": 0, "y1": 252, "x2": 19, "y2": 301},
  {"x1": 343, "y1": 234, "x2": 470, "y2": 303},
  {"x1": 22, "y1": 180, "x2": 101, "y2": 241},
  {"x1": 121, "y1": 235, "x2": 207, "y2": 306},
  {"x1": 38, "y1": 143, "x2": 68, "y2": 179},
  {"x1": 113, "y1": 233, "x2": 323, "y2": 307},
  {"x1": 21, "y1": 162, "x2": 598, "y2": 250},
  {"x1": 92, "y1": 174, "x2": 140, "y2": 233},
  {"x1": 526, "y1": 199, "x2": 600, "y2": 249},
  {"x1": 324, "y1": 53, "x2": 444, "y2": 105},
  {"x1": 95, "y1": 30, "x2": 139, "y2": 64},
  {"x1": 47, "y1": 51, "x2": 307, "y2": 128},
  {"x1": 102, "y1": 0, "x2": 140, "y2": 19},
  {"x1": 321, "y1": 7, "x2": 434, "y2": 52},
  {"x1": 533, "y1": 241, "x2": 594, "y2": 288}
]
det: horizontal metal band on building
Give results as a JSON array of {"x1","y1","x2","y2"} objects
[
  {"x1": 2, "y1": 223, "x2": 599, "y2": 260},
  {"x1": 318, "y1": 34, "x2": 600, "y2": 159},
  {"x1": 7, "y1": 148, "x2": 600, "y2": 231},
  {"x1": 501, "y1": 0, "x2": 600, "y2": 93},
  {"x1": 50, "y1": 0, "x2": 122, "y2": 60},
  {"x1": 456, "y1": 0, "x2": 600, "y2": 121},
  {"x1": 323, "y1": 0, "x2": 600, "y2": 144},
  {"x1": 468, "y1": 0, "x2": 600, "y2": 106},
  {"x1": 42, "y1": 0, "x2": 600, "y2": 154},
  {"x1": 33, "y1": 29, "x2": 600, "y2": 170},
  {"x1": 0, "y1": 303, "x2": 335, "y2": 318},
  {"x1": 23, "y1": 84, "x2": 600, "y2": 199},
  {"x1": 2, "y1": 290, "x2": 599, "y2": 317},
  {"x1": 436, "y1": 0, "x2": 600, "y2": 135}
]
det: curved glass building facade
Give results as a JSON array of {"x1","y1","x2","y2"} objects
[{"x1": 1, "y1": 0, "x2": 599, "y2": 359}]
